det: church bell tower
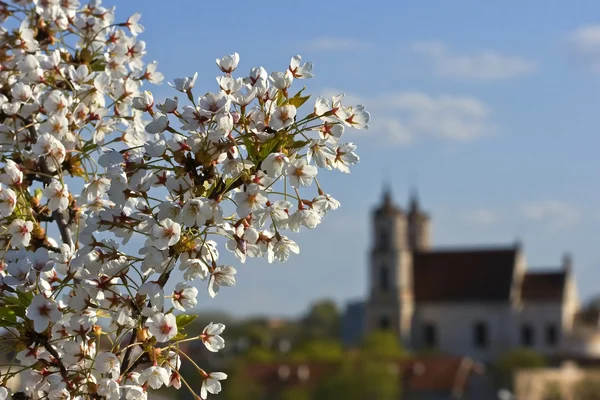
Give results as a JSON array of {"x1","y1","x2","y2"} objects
[{"x1": 365, "y1": 186, "x2": 414, "y2": 346}]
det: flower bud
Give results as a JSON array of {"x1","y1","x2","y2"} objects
[
  {"x1": 137, "y1": 327, "x2": 150, "y2": 342},
  {"x1": 92, "y1": 325, "x2": 102, "y2": 337},
  {"x1": 32, "y1": 223, "x2": 45, "y2": 240}
]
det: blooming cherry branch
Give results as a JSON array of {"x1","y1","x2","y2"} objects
[{"x1": 0, "y1": 1, "x2": 370, "y2": 399}]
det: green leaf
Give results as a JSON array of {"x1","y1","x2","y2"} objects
[
  {"x1": 90, "y1": 59, "x2": 107, "y2": 72},
  {"x1": 172, "y1": 332, "x2": 188, "y2": 341},
  {"x1": 17, "y1": 290, "x2": 33, "y2": 307},
  {"x1": 0, "y1": 308, "x2": 17, "y2": 327},
  {"x1": 81, "y1": 142, "x2": 99, "y2": 154},
  {"x1": 289, "y1": 140, "x2": 310, "y2": 150},
  {"x1": 241, "y1": 135, "x2": 258, "y2": 162},
  {"x1": 276, "y1": 91, "x2": 287, "y2": 107},
  {"x1": 287, "y1": 95, "x2": 311, "y2": 109},
  {"x1": 202, "y1": 180, "x2": 215, "y2": 198},
  {"x1": 4, "y1": 296, "x2": 21, "y2": 306},
  {"x1": 257, "y1": 136, "x2": 283, "y2": 161},
  {"x1": 223, "y1": 177, "x2": 238, "y2": 192},
  {"x1": 284, "y1": 87, "x2": 310, "y2": 109},
  {"x1": 176, "y1": 314, "x2": 198, "y2": 330}
]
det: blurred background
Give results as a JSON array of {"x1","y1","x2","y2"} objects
[{"x1": 101, "y1": 1, "x2": 600, "y2": 399}]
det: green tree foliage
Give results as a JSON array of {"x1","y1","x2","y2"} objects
[
  {"x1": 300, "y1": 299, "x2": 340, "y2": 340},
  {"x1": 219, "y1": 361, "x2": 265, "y2": 400},
  {"x1": 573, "y1": 378, "x2": 600, "y2": 400},
  {"x1": 313, "y1": 360, "x2": 401, "y2": 400},
  {"x1": 279, "y1": 386, "x2": 313, "y2": 400},
  {"x1": 243, "y1": 346, "x2": 276, "y2": 362},
  {"x1": 288, "y1": 338, "x2": 344, "y2": 362},
  {"x1": 243, "y1": 319, "x2": 275, "y2": 347},
  {"x1": 494, "y1": 348, "x2": 546, "y2": 389},
  {"x1": 360, "y1": 330, "x2": 407, "y2": 359}
]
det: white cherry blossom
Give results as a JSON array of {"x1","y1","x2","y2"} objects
[
  {"x1": 270, "y1": 104, "x2": 297, "y2": 131},
  {"x1": 286, "y1": 158, "x2": 318, "y2": 188},
  {"x1": 8, "y1": 219, "x2": 33, "y2": 248},
  {"x1": 234, "y1": 183, "x2": 268, "y2": 218},
  {"x1": 172, "y1": 282, "x2": 198, "y2": 311},
  {"x1": 44, "y1": 181, "x2": 69, "y2": 212},
  {"x1": 201, "y1": 372, "x2": 227, "y2": 399},
  {"x1": 208, "y1": 265, "x2": 237, "y2": 298},
  {"x1": 145, "y1": 313, "x2": 178, "y2": 342},
  {"x1": 200, "y1": 322, "x2": 226, "y2": 352},
  {"x1": 0, "y1": 4, "x2": 369, "y2": 398},
  {"x1": 139, "y1": 366, "x2": 169, "y2": 390},
  {"x1": 26, "y1": 295, "x2": 61, "y2": 333},
  {"x1": 289, "y1": 55, "x2": 314, "y2": 79},
  {"x1": 216, "y1": 53, "x2": 240, "y2": 74},
  {"x1": 151, "y1": 219, "x2": 181, "y2": 250}
]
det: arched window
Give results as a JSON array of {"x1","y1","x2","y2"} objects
[
  {"x1": 473, "y1": 321, "x2": 488, "y2": 349},
  {"x1": 380, "y1": 266, "x2": 389, "y2": 291},
  {"x1": 521, "y1": 324, "x2": 534, "y2": 347},
  {"x1": 423, "y1": 323, "x2": 437, "y2": 348},
  {"x1": 380, "y1": 316, "x2": 391, "y2": 330},
  {"x1": 546, "y1": 324, "x2": 557, "y2": 346}
]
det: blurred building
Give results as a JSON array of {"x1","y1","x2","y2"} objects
[
  {"x1": 513, "y1": 361, "x2": 600, "y2": 400},
  {"x1": 243, "y1": 356, "x2": 495, "y2": 400},
  {"x1": 342, "y1": 188, "x2": 600, "y2": 362}
]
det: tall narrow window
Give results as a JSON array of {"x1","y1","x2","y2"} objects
[
  {"x1": 546, "y1": 324, "x2": 558, "y2": 346},
  {"x1": 521, "y1": 324, "x2": 534, "y2": 347},
  {"x1": 423, "y1": 323, "x2": 437, "y2": 348},
  {"x1": 380, "y1": 316, "x2": 390, "y2": 330},
  {"x1": 380, "y1": 266, "x2": 389, "y2": 291},
  {"x1": 379, "y1": 221, "x2": 393, "y2": 249},
  {"x1": 473, "y1": 321, "x2": 488, "y2": 349}
]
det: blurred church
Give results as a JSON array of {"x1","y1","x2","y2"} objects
[{"x1": 342, "y1": 188, "x2": 600, "y2": 362}]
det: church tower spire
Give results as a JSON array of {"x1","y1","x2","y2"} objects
[
  {"x1": 409, "y1": 187, "x2": 420, "y2": 213},
  {"x1": 366, "y1": 184, "x2": 414, "y2": 347},
  {"x1": 407, "y1": 187, "x2": 431, "y2": 251}
]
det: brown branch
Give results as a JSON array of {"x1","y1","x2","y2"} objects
[
  {"x1": 119, "y1": 328, "x2": 138, "y2": 375},
  {"x1": 120, "y1": 269, "x2": 174, "y2": 375},
  {"x1": 21, "y1": 117, "x2": 75, "y2": 250},
  {"x1": 51, "y1": 209, "x2": 74, "y2": 249},
  {"x1": 39, "y1": 337, "x2": 69, "y2": 380}
]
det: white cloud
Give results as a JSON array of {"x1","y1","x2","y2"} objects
[
  {"x1": 301, "y1": 37, "x2": 368, "y2": 52},
  {"x1": 321, "y1": 89, "x2": 496, "y2": 145},
  {"x1": 463, "y1": 209, "x2": 499, "y2": 225},
  {"x1": 520, "y1": 201, "x2": 580, "y2": 231},
  {"x1": 412, "y1": 41, "x2": 537, "y2": 80},
  {"x1": 371, "y1": 117, "x2": 412, "y2": 145},
  {"x1": 565, "y1": 25, "x2": 600, "y2": 72}
]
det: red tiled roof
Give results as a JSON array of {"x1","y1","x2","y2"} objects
[
  {"x1": 521, "y1": 270, "x2": 566, "y2": 301},
  {"x1": 402, "y1": 357, "x2": 473, "y2": 391},
  {"x1": 413, "y1": 247, "x2": 518, "y2": 302}
]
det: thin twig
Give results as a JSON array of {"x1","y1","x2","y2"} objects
[{"x1": 23, "y1": 118, "x2": 75, "y2": 250}]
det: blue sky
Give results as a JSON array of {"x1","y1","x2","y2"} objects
[{"x1": 106, "y1": 1, "x2": 600, "y2": 317}]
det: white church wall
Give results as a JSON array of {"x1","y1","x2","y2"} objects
[
  {"x1": 414, "y1": 303, "x2": 513, "y2": 363},
  {"x1": 518, "y1": 302, "x2": 564, "y2": 355}
]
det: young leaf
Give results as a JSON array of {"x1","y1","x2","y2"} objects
[
  {"x1": 287, "y1": 95, "x2": 311, "y2": 109},
  {"x1": 176, "y1": 314, "x2": 198, "y2": 330}
]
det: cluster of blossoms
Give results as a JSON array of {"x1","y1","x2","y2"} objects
[{"x1": 0, "y1": 0, "x2": 369, "y2": 399}]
